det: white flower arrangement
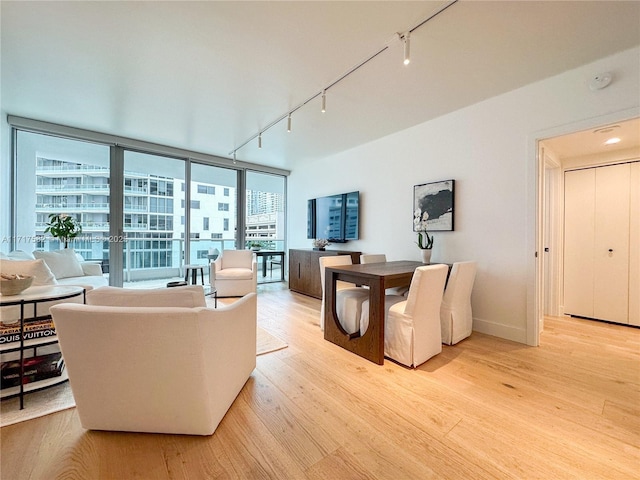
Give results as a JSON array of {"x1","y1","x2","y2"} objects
[
  {"x1": 312, "y1": 238, "x2": 330, "y2": 248},
  {"x1": 413, "y1": 209, "x2": 434, "y2": 250}
]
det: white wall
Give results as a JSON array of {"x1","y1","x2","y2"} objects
[{"x1": 288, "y1": 46, "x2": 640, "y2": 344}]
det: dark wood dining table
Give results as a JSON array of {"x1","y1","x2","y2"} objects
[{"x1": 324, "y1": 260, "x2": 425, "y2": 365}]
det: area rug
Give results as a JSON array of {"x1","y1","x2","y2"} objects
[
  {"x1": 257, "y1": 326, "x2": 288, "y2": 356},
  {"x1": 1, "y1": 380, "x2": 75, "y2": 428},
  {"x1": 1, "y1": 327, "x2": 287, "y2": 427}
]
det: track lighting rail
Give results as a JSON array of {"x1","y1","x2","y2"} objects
[{"x1": 228, "y1": 0, "x2": 458, "y2": 160}]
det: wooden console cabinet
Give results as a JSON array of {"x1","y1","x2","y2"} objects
[{"x1": 289, "y1": 249, "x2": 361, "y2": 299}]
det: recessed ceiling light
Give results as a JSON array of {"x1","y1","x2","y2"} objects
[{"x1": 605, "y1": 137, "x2": 621, "y2": 145}]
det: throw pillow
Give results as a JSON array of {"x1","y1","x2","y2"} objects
[
  {"x1": 0, "y1": 259, "x2": 58, "y2": 286},
  {"x1": 8, "y1": 250, "x2": 36, "y2": 260},
  {"x1": 33, "y1": 249, "x2": 84, "y2": 280}
]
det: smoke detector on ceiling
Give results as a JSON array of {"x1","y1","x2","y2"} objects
[{"x1": 588, "y1": 72, "x2": 613, "y2": 91}]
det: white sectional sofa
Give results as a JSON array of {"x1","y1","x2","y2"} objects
[
  {"x1": 0, "y1": 248, "x2": 108, "y2": 291},
  {"x1": 0, "y1": 248, "x2": 108, "y2": 331}
]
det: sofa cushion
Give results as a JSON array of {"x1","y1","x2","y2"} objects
[
  {"x1": 0, "y1": 259, "x2": 58, "y2": 286},
  {"x1": 216, "y1": 267, "x2": 254, "y2": 280},
  {"x1": 221, "y1": 250, "x2": 254, "y2": 270},
  {"x1": 57, "y1": 275, "x2": 108, "y2": 290},
  {"x1": 80, "y1": 262, "x2": 104, "y2": 277},
  {"x1": 86, "y1": 285, "x2": 207, "y2": 308},
  {"x1": 33, "y1": 249, "x2": 84, "y2": 279}
]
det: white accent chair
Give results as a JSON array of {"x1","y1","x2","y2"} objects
[
  {"x1": 210, "y1": 250, "x2": 257, "y2": 297},
  {"x1": 440, "y1": 261, "x2": 477, "y2": 345},
  {"x1": 360, "y1": 264, "x2": 449, "y2": 368},
  {"x1": 50, "y1": 285, "x2": 257, "y2": 436},
  {"x1": 319, "y1": 256, "x2": 369, "y2": 334}
]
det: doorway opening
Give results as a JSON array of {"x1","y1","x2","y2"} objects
[{"x1": 536, "y1": 116, "x2": 640, "y2": 342}]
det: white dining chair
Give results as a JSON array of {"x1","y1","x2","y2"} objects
[
  {"x1": 319, "y1": 255, "x2": 369, "y2": 334},
  {"x1": 360, "y1": 264, "x2": 448, "y2": 368},
  {"x1": 440, "y1": 261, "x2": 477, "y2": 345},
  {"x1": 359, "y1": 254, "x2": 387, "y2": 264},
  {"x1": 359, "y1": 253, "x2": 408, "y2": 296}
]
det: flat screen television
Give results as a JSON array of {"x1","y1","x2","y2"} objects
[{"x1": 307, "y1": 191, "x2": 359, "y2": 243}]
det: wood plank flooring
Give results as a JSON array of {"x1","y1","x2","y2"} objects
[{"x1": 1, "y1": 283, "x2": 639, "y2": 479}]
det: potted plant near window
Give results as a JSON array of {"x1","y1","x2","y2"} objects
[
  {"x1": 247, "y1": 241, "x2": 262, "y2": 251},
  {"x1": 44, "y1": 213, "x2": 83, "y2": 249}
]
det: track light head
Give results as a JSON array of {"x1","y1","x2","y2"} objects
[
  {"x1": 287, "y1": 113, "x2": 292, "y2": 132},
  {"x1": 233, "y1": 151, "x2": 237, "y2": 164},
  {"x1": 258, "y1": 133, "x2": 262, "y2": 149},
  {"x1": 321, "y1": 90, "x2": 326, "y2": 113},
  {"x1": 403, "y1": 31, "x2": 410, "y2": 65}
]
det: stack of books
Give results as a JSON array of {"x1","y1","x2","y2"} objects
[
  {"x1": 1, "y1": 352, "x2": 65, "y2": 389},
  {"x1": 0, "y1": 318, "x2": 57, "y2": 346}
]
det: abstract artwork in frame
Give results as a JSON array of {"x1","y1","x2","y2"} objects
[{"x1": 413, "y1": 180, "x2": 455, "y2": 231}]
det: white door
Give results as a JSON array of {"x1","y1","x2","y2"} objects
[
  {"x1": 564, "y1": 163, "x2": 632, "y2": 324},
  {"x1": 629, "y1": 162, "x2": 640, "y2": 326},
  {"x1": 563, "y1": 168, "x2": 595, "y2": 318},
  {"x1": 594, "y1": 163, "x2": 630, "y2": 323}
]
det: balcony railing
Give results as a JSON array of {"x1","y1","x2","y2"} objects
[
  {"x1": 35, "y1": 203, "x2": 110, "y2": 211},
  {"x1": 124, "y1": 205, "x2": 148, "y2": 212},
  {"x1": 36, "y1": 164, "x2": 109, "y2": 173},
  {"x1": 36, "y1": 184, "x2": 110, "y2": 192}
]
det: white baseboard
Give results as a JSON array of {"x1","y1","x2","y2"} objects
[{"x1": 472, "y1": 317, "x2": 527, "y2": 344}]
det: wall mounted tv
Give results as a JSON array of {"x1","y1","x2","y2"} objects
[{"x1": 307, "y1": 191, "x2": 359, "y2": 243}]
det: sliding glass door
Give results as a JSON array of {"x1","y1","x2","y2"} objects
[
  {"x1": 122, "y1": 151, "x2": 186, "y2": 287},
  {"x1": 245, "y1": 170, "x2": 286, "y2": 282},
  {"x1": 188, "y1": 163, "x2": 238, "y2": 273}
]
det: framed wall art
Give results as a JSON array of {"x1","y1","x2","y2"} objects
[{"x1": 413, "y1": 180, "x2": 455, "y2": 231}]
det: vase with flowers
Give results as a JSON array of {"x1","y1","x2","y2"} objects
[
  {"x1": 44, "y1": 213, "x2": 83, "y2": 249},
  {"x1": 312, "y1": 238, "x2": 330, "y2": 251},
  {"x1": 414, "y1": 209, "x2": 434, "y2": 264}
]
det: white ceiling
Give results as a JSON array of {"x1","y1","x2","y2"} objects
[
  {"x1": 2, "y1": 1, "x2": 640, "y2": 171},
  {"x1": 542, "y1": 117, "x2": 640, "y2": 161}
]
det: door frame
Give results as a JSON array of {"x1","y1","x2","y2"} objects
[
  {"x1": 528, "y1": 107, "x2": 640, "y2": 346},
  {"x1": 543, "y1": 148, "x2": 561, "y2": 320}
]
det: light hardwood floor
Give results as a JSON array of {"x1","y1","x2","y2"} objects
[{"x1": 1, "y1": 283, "x2": 639, "y2": 479}]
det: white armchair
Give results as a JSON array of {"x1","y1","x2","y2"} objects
[
  {"x1": 210, "y1": 250, "x2": 258, "y2": 297},
  {"x1": 50, "y1": 285, "x2": 257, "y2": 436},
  {"x1": 440, "y1": 261, "x2": 477, "y2": 345}
]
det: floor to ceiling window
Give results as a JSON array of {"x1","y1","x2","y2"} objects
[
  {"x1": 188, "y1": 163, "x2": 238, "y2": 274},
  {"x1": 246, "y1": 170, "x2": 286, "y2": 282},
  {"x1": 8, "y1": 118, "x2": 289, "y2": 289},
  {"x1": 122, "y1": 151, "x2": 186, "y2": 286},
  {"x1": 13, "y1": 130, "x2": 111, "y2": 281}
]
